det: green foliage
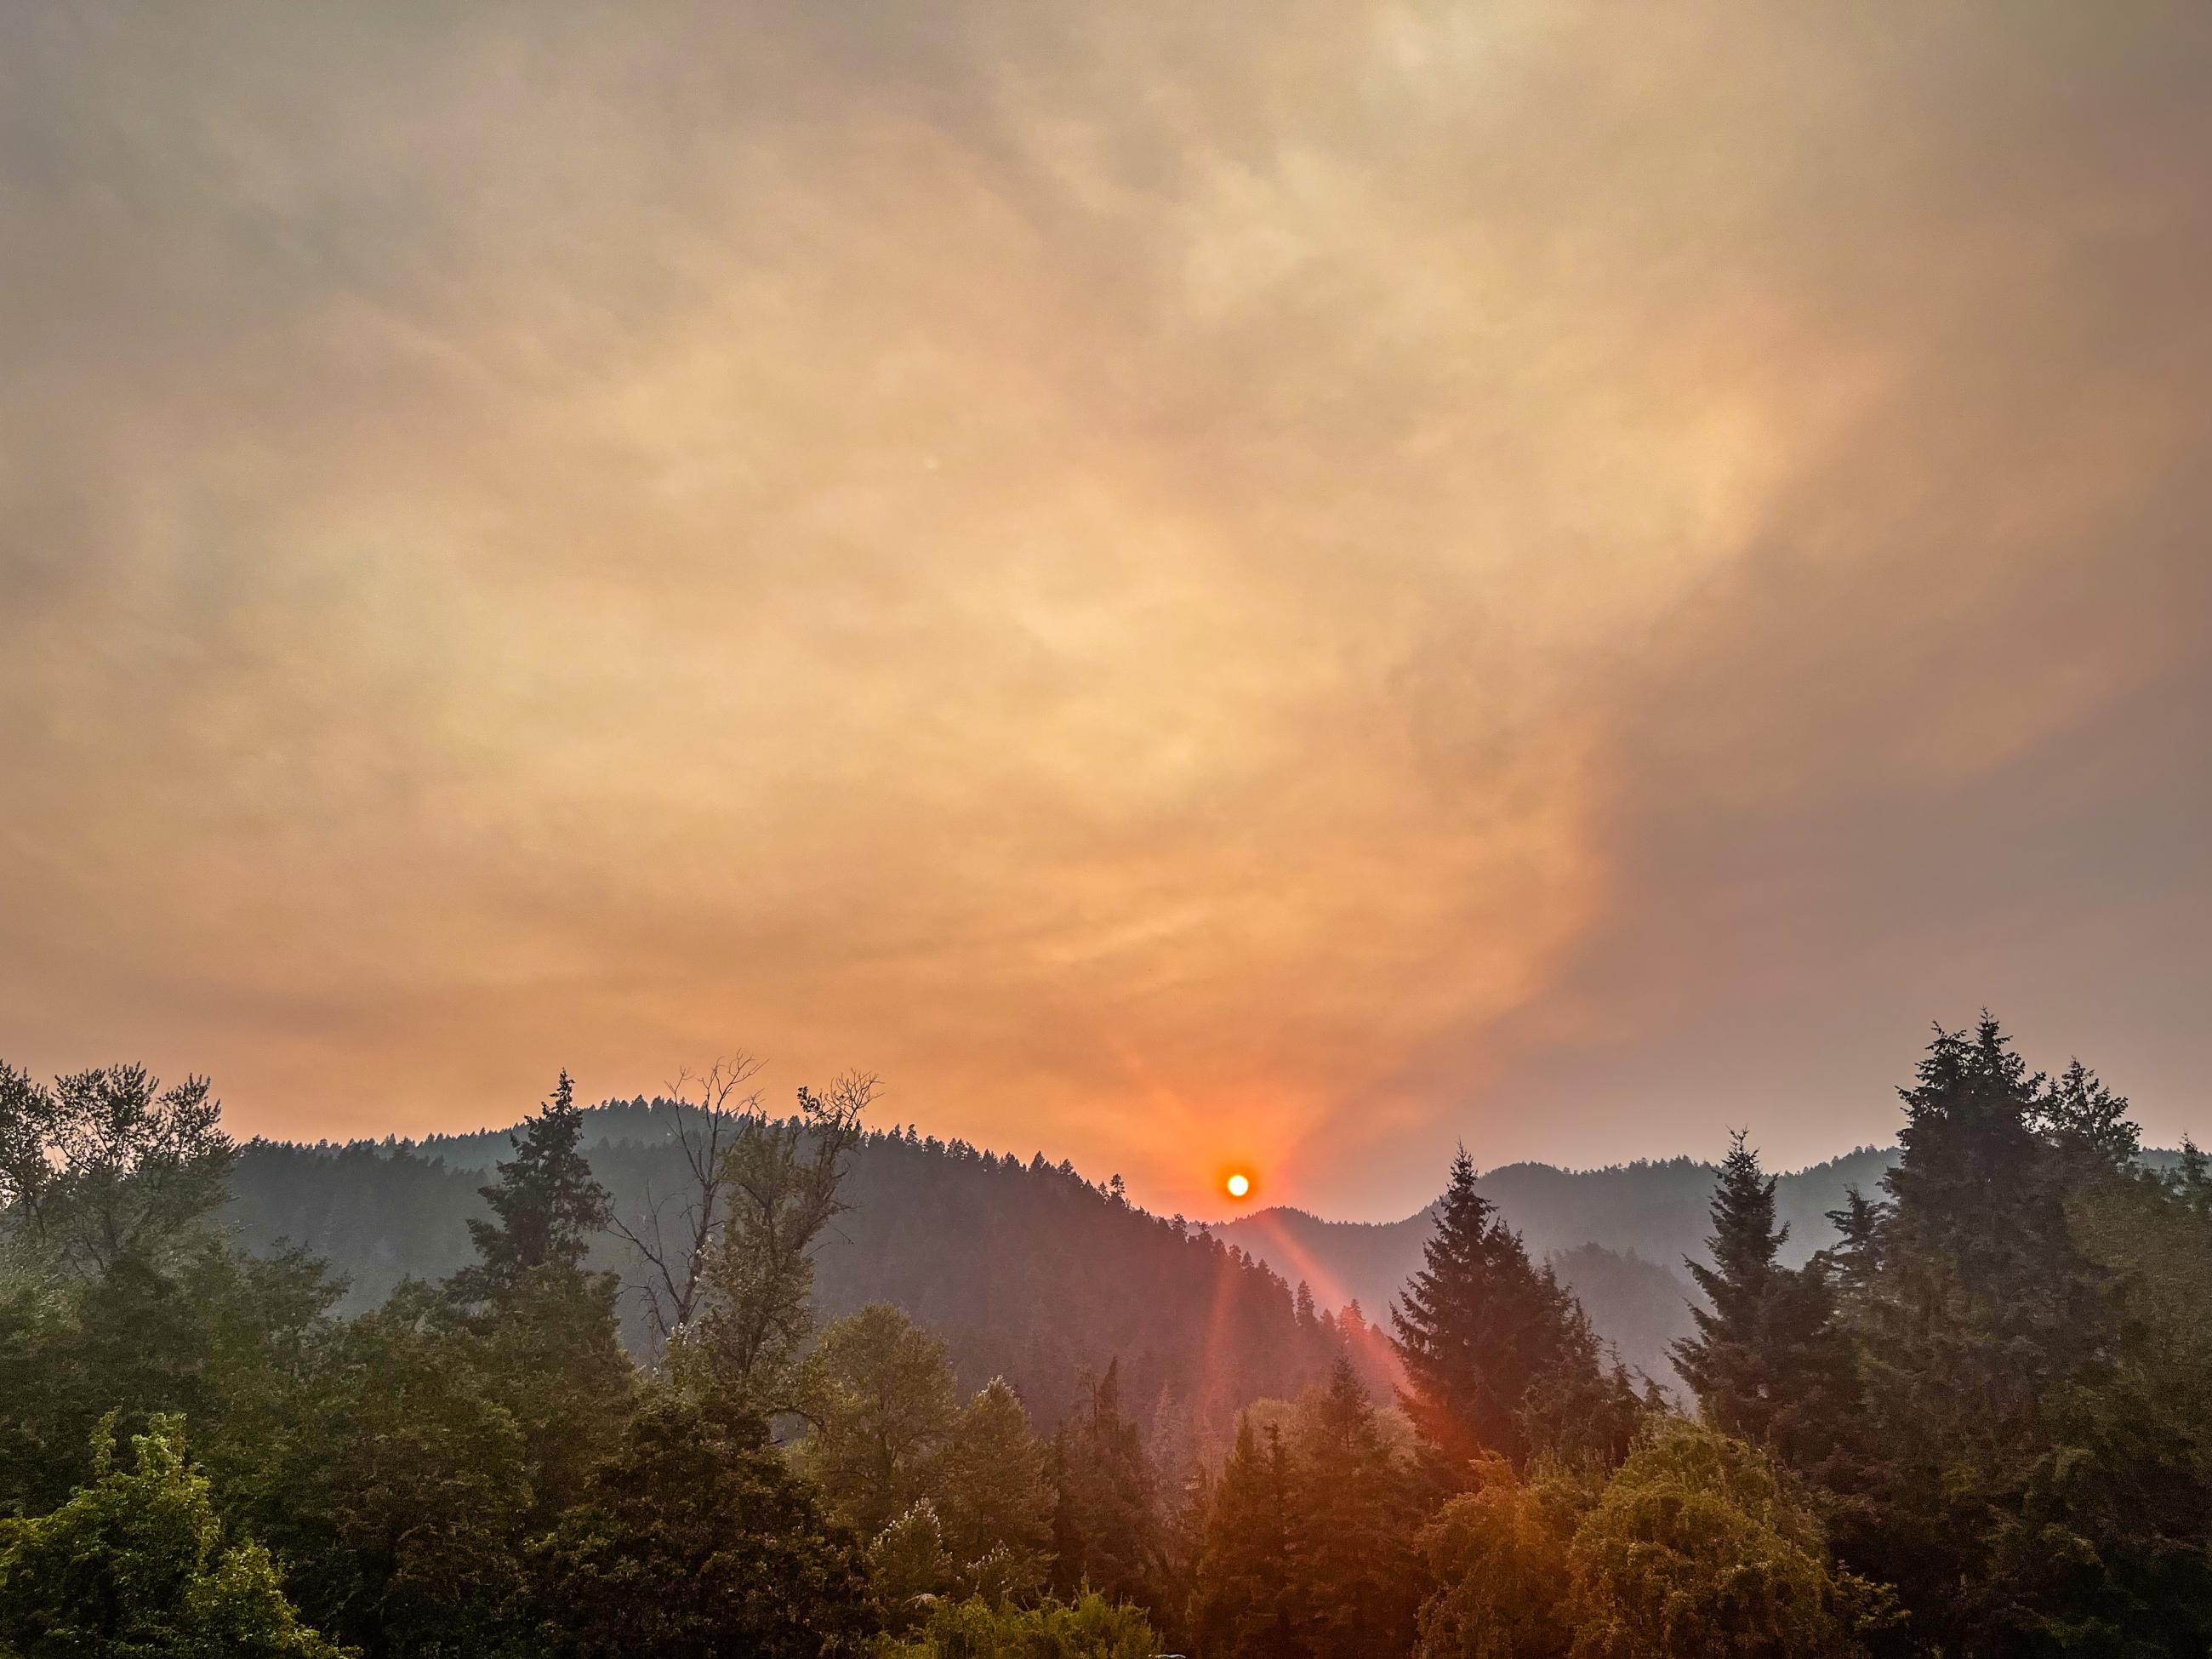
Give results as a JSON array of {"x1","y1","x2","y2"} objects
[
  {"x1": 1673, "y1": 1133, "x2": 1861, "y2": 1479},
  {"x1": 871, "y1": 1591, "x2": 1159, "y2": 1659},
  {"x1": 1051, "y1": 1362, "x2": 1160, "y2": 1613},
  {"x1": 1565, "y1": 1417, "x2": 1890, "y2": 1658},
  {"x1": 1191, "y1": 1415, "x2": 1297, "y2": 1659},
  {"x1": 802, "y1": 1303, "x2": 962, "y2": 1538},
  {"x1": 683, "y1": 1075, "x2": 870, "y2": 1411},
  {"x1": 526, "y1": 1387, "x2": 869, "y2": 1659},
  {"x1": 1844, "y1": 1018, "x2": 2211, "y2": 1652},
  {"x1": 311, "y1": 1282, "x2": 533, "y2": 1656},
  {"x1": 446, "y1": 1071, "x2": 613, "y2": 1308},
  {"x1": 940, "y1": 1377, "x2": 1056, "y2": 1593},
  {"x1": 1391, "y1": 1147, "x2": 1611, "y2": 1469},
  {"x1": 871, "y1": 1501, "x2": 957, "y2": 1631},
  {"x1": 1414, "y1": 1454, "x2": 1589, "y2": 1659},
  {"x1": 1286, "y1": 1355, "x2": 1422, "y2": 1659},
  {"x1": 0, "y1": 1414, "x2": 351, "y2": 1658},
  {"x1": 0, "y1": 1063, "x2": 235, "y2": 1280}
]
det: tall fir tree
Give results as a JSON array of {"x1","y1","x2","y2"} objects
[
  {"x1": 1390, "y1": 1148, "x2": 1592, "y2": 1469},
  {"x1": 1288, "y1": 1354, "x2": 1420, "y2": 1659},
  {"x1": 1850, "y1": 1016, "x2": 2198, "y2": 1654},
  {"x1": 1190, "y1": 1416, "x2": 1298, "y2": 1659},
  {"x1": 1673, "y1": 1132, "x2": 1860, "y2": 1477},
  {"x1": 448, "y1": 1071, "x2": 613, "y2": 1309},
  {"x1": 443, "y1": 1072, "x2": 631, "y2": 1525},
  {"x1": 1051, "y1": 1361, "x2": 1160, "y2": 1613}
]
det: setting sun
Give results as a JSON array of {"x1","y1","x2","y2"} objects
[{"x1": 1225, "y1": 1172, "x2": 1251, "y2": 1200}]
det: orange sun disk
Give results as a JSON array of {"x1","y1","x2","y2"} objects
[{"x1": 1225, "y1": 1172, "x2": 1252, "y2": 1200}]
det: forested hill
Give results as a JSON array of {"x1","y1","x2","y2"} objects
[
  {"x1": 1208, "y1": 1143, "x2": 1903, "y2": 1332},
  {"x1": 228, "y1": 1103, "x2": 1361, "y2": 1444}
]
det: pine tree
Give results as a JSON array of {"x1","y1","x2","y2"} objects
[
  {"x1": 443, "y1": 1073, "x2": 631, "y2": 1523},
  {"x1": 1190, "y1": 1415, "x2": 1297, "y2": 1659},
  {"x1": 1853, "y1": 1017, "x2": 2152, "y2": 1652},
  {"x1": 1390, "y1": 1148, "x2": 1591, "y2": 1468},
  {"x1": 1288, "y1": 1354, "x2": 1419, "y2": 1659},
  {"x1": 1673, "y1": 1132, "x2": 1858, "y2": 1475},
  {"x1": 1052, "y1": 1361, "x2": 1160, "y2": 1612},
  {"x1": 448, "y1": 1071, "x2": 613, "y2": 1309}
]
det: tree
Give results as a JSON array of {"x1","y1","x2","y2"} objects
[
  {"x1": 527, "y1": 1387, "x2": 869, "y2": 1659},
  {"x1": 798, "y1": 1303, "x2": 961, "y2": 1540},
  {"x1": 1848, "y1": 1018, "x2": 2135, "y2": 1650},
  {"x1": 609, "y1": 1055, "x2": 765, "y2": 1357},
  {"x1": 311, "y1": 1281, "x2": 534, "y2": 1657},
  {"x1": 1391, "y1": 1148, "x2": 1595, "y2": 1469},
  {"x1": 1286, "y1": 1354, "x2": 1421, "y2": 1659},
  {"x1": 1052, "y1": 1361, "x2": 1160, "y2": 1612},
  {"x1": 0, "y1": 1414, "x2": 351, "y2": 1659},
  {"x1": 1189, "y1": 1415, "x2": 1297, "y2": 1659},
  {"x1": 684, "y1": 1074, "x2": 872, "y2": 1412},
  {"x1": 939, "y1": 1377, "x2": 1055, "y2": 1593},
  {"x1": 0, "y1": 1062, "x2": 234, "y2": 1279},
  {"x1": 870, "y1": 1500, "x2": 956, "y2": 1631},
  {"x1": 445, "y1": 1070, "x2": 612, "y2": 1310},
  {"x1": 442, "y1": 1073, "x2": 632, "y2": 1525},
  {"x1": 873, "y1": 1589, "x2": 1160, "y2": 1659},
  {"x1": 1566, "y1": 1417, "x2": 1894, "y2": 1658},
  {"x1": 1673, "y1": 1132, "x2": 1860, "y2": 1475},
  {"x1": 1414, "y1": 1453, "x2": 1587, "y2": 1659}
]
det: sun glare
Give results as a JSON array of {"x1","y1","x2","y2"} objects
[{"x1": 1225, "y1": 1172, "x2": 1251, "y2": 1200}]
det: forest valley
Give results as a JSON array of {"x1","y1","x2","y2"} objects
[{"x1": 3, "y1": 1015, "x2": 2209, "y2": 1658}]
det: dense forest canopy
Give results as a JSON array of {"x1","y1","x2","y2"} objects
[{"x1": 3, "y1": 1016, "x2": 2209, "y2": 1656}]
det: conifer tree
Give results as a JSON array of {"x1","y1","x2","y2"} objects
[
  {"x1": 1052, "y1": 1361, "x2": 1160, "y2": 1612},
  {"x1": 443, "y1": 1073, "x2": 631, "y2": 1523},
  {"x1": 1854, "y1": 1017, "x2": 2152, "y2": 1651},
  {"x1": 1390, "y1": 1148, "x2": 1589, "y2": 1468},
  {"x1": 1190, "y1": 1415, "x2": 1297, "y2": 1659},
  {"x1": 1288, "y1": 1354, "x2": 1419, "y2": 1659},
  {"x1": 1673, "y1": 1132, "x2": 1858, "y2": 1474},
  {"x1": 449, "y1": 1071, "x2": 613, "y2": 1307}
]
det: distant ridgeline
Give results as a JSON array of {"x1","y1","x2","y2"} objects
[
  {"x1": 229, "y1": 1103, "x2": 1982, "y2": 1416},
  {"x1": 228, "y1": 1102, "x2": 1378, "y2": 1438}
]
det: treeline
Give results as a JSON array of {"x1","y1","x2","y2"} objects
[
  {"x1": 4, "y1": 1016, "x2": 2210, "y2": 1656},
  {"x1": 228, "y1": 1090, "x2": 1367, "y2": 1437}
]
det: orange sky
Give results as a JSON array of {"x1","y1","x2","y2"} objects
[{"x1": 3, "y1": 4, "x2": 2209, "y2": 1218}]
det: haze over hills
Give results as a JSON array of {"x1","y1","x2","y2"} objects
[{"x1": 227, "y1": 1099, "x2": 1924, "y2": 1410}]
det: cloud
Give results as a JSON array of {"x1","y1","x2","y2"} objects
[{"x1": 3, "y1": 3, "x2": 2209, "y2": 1216}]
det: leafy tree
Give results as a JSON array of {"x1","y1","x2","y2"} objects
[
  {"x1": 1566, "y1": 1417, "x2": 1895, "y2": 1658},
  {"x1": 685, "y1": 1075, "x2": 871, "y2": 1412},
  {"x1": 311, "y1": 1282, "x2": 533, "y2": 1658},
  {"x1": 0, "y1": 1063, "x2": 235, "y2": 1279},
  {"x1": 527, "y1": 1386, "x2": 869, "y2": 1659},
  {"x1": 1052, "y1": 1361, "x2": 1160, "y2": 1612},
  {"x1": 799, "y1": 1302, "x2": 961, "y2": 1539},
  {"x1": 940, "y1": 1377, "x2": 1055, "y2": 1592},
  {"x1": 1391, "y1": 1147, "x2": 1598, "y2": 1469},
  {"x1": 1286, "y1": 1354, "x2": 1421, "y2": 1659},
  {"x1": 1414, "y1": 1452, "x2": 1588, "y2": 1659},
  {"x1": 0, "y1": 1414, "x2": 351, "y2": 1658},
  {"x1": 870, "y1": 1499, "x2": 956, "y2": 1631},
  {"x1": 1673, "y1": 1132, "x2": 1860, "y2": 1476},
  {"x1": 1190, "y1": 1415, "x2": 1298, "y2": 1659},
  {"x1": 873, "y1": 1589, "x2": 1160, "y2": 1658}
]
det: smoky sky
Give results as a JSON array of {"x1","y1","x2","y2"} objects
[{"x1": 3, "y1": 3, "x2": 2209, "y2": 1218}]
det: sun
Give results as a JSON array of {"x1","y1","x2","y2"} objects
[{"x1": 1224, "y1": 1172, "x2": 1251, "y2": 1200}]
